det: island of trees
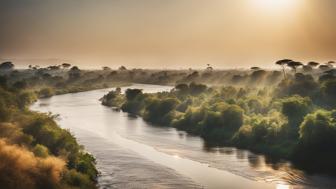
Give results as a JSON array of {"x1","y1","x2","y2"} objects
[{"x1": 101, "y1": 59, "x2": 336, "y2": 174}]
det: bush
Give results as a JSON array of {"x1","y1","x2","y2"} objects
[
  {"x1": 143, "y1": 97, "x2": 179, "y2": 125},
  {"x1": 0, "y1": 139, "x2": 65, "y2": 189},
  {"x1": 299, "y1": 110, "x2": 336, "y2": 146},
  {"x1": 39, "y1": 88, "x2": 54, "y2": 98},
  {"x1": 33, "y1": 144, "x2": 49, "y2": 158},
  {"x1": 293, "y1": 109, "x2": 336, "y2": 172},
  {"x1": 321, "y1": 80, "x2": 336, "y2": 107},
  {"x1": 125, "y1": 89, "x2": 142, "y2": 100},
  {"x1": 281, "y1": 95, "x2": 313, "y2": 136}
]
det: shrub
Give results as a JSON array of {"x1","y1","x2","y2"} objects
[
  {"x1": 281, "y1": 95, "x2": 313, "y2": 135},
  {"x1": 39, "y1": 88, "x2": 54, "y2": 98}
]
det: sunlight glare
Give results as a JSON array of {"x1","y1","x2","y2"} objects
[
  {"x1": 251, "y1": 0, "x2": 297, "y2": 11},
  {"x1": 276, "y1": 183, "x2": 291, "y2": 189}
]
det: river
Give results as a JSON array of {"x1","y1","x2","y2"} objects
[{"x1": 31, "y1": 84, "x2": 336, "y2": 189}]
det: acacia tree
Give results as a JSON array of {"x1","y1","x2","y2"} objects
[
  {"x1": 206, "y1": 64, "x2": 213, "y2": 71},
  {"x1": 319, "y1": 64, "x2": 330, "y2": 71},
  {"x1": 0, "y1": 61, "x2": 14, "y2": 70},
  {"x1": 308, "y1": 61, "x2": 319, "y2": 68},
  {"x1": 287, "y1": 61, "x2": 303, "y2": 74},
  {"x1": 276, "y1": 59, "x2": 292, "y2": 79},
  {"x1": 327, "y1": 61, "x2": 335, "y2": 68},
  {"x1": 102, "y1": 66, "x2": 111, "y2": 71},
  {"x1": 62, "y1": 63, "x2": 71, "y2": 69},
  {"x1": 250, "y1": 67, "x2": 260, "y2": 70}
]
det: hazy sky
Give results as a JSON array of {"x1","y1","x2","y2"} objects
[{"x1": 0, "y1": 0, "x2": 335, "y2": 69}]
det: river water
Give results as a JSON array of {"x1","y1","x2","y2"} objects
[{"x1": 31, "y1": 84, "x2": 336, "y2": 189}]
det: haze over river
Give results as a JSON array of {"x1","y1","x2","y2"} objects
[{"x1": 31, "y1": 84, "x2": 336, "y2": 189}]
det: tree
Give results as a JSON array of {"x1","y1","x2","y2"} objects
[
  {"x1": 322, "y1": 80, "x2": 336, "y2": 106},
  {"x1": 39, "y1": 88, "x2": 54, "y2": 98},
  {"x1": 302, "y1": 65, "x2": 313, "y2": 72},
  {"x1": 189, "y1": 82, "x2": 207, "y2": 96},
  {"x1": 102, "y1": 66, "x2": 111, "y2": 71},
  {"x1": 0, "y1": 61, "x2": 14, "y2": 70},
  {"x1": 307, "y1": 61, "x2": 319, "y2": 67},
  {"x1": 125, "y1": 89, "x2": 142, "y2": 100},
  {"x1": 144, "y1": 98, "x2": 179, "y2": 125},
  {"x1": 327, "y1": 61, "x2": 335, "y2": 67},
  {"x1": 0, "y1": 76, "x2": 7, "y2": 89},
  {"x1": 250, "y1": 70, "x2": 266, "y2": 82},
  {"x1": 319, "y1": 64, "x2": 330, "y2": 71},
  {"x1": 250, "y1": 67, "x2": 260, "y2": 70},
  {"x1": 47, "y1": 65, "x2": 60, "y2": 70},
  {"x1": 13, "y1": 81, "x2": 27, "y2": 90},
  {"x1": 206, "y1": 64, "x2": 213, "y2": 71},
  {"x1": 299, "y1": 110, "x2": 336, "y2": 146},
  {"x1": 68, "y1": 66, "x2": 81, "y2": 79},
  {"x1": 281, "y1": 95, "x2": 312, "y2": 135},
  {"x1": 118, "y1": 66, "x2": 127, "y2": 71},
  {"x1": 175, "y1": 83, "x2": 189, "y2": 94},
  {"x1": 62, "y1": 63, "x2": 71, "y2": 69},
  {"x1": 276, "y1": 59, "x2": 292, "y2": 79},
  {"x1": 287, "y1": 61, "x2": 303, "y2": 74},
  {"x1": 296, "y1": 109, "x2": 336, "y2": 170}
]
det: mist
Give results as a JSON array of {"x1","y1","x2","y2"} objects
[{"x1": 0, "y1": 0, "x2": 335, "y2": 68}]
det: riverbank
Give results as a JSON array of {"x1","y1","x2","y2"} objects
[{"x1": 0, "y1": 86, "x2": 99, "y2": 188}]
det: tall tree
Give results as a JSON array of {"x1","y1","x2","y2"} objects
[
  {"x1": 276, "y1": 59, "x2": 292, "y2": 79},
  {"x1": 287, "y1": 61, "x2": 303, "y2": 74},
  {"x1": 308, "y1": 61, "x2": 319, "y2": 67},
  {"x1": 62, "y1": 63, "x2": 71, "y2": 69}
]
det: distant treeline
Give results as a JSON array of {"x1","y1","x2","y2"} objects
[
  {"x1": 1, "y1": 59, "x2": 335, "y2": 92},
  {"x1": 101, "y1": 60, "x2": 336, "y2": 175}
]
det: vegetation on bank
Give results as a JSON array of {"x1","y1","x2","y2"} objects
[
  {"x1": 0, "y1": 63, "x2": 99, "y2": 188},
  {"x1": 101, "y1": 60, "x2": 336, "y2": 174}
]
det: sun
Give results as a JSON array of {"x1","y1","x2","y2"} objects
[{"x1": 251, "y1": 0, "x2": 298, "y2": 11}]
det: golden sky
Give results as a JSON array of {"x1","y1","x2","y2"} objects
[{"x1": 0, "y1": 0, "x2": 335, "y2": 69}]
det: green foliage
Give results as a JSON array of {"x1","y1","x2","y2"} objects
[
  {"x1": 125, "y1": 88, "x2": 143, "y2": 100},
  {"x1": 0, "y1": 82, "x2": 97, "y2": 188},
  {"x1": 63, "y1": 170, "x2": 96, "y2": 189},
  {"x1": 39, "y1": 87, "x2": 54, "y2": 98},
  {"x1": 276, "y1": 74, "x2": 320, "y2": 98},
  {"x1": 299, "y1": 110, "x2": 336, "y2": 146},
  {"x1": 17, "y1": 91, "x2": 37, "y2": 110},
  {"x1": 101, "y1": 77, "x2": 336, "y2": 173},
  {"x1": 321, "y1": 80, "x2": 336, "y2": 107},
  {"x1": 33, "y1": 144, "x2": 49, "y2": 158},
  {"x1": 143, "y1": 97, "x2": 179, "y2": 125},
  {"x1": 292, "y1": 109, "x2": 336, "y2": 172},
  {"x1": 281, "y1": 95, "x2": 313, "y2": 135},
  {"x1": 101, "y1": 89, "x2": 124, "y2": 107},
  {"x1": 0, "y1": 98, "x2": 12, "y2": 122}
]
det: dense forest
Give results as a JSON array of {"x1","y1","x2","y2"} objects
[{"x1": 101, "y1": 59, "x2": 336, "y2": 174}]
